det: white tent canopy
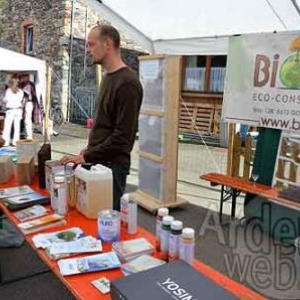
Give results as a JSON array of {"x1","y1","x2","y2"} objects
[
  {"x1": 90, "y1": 0, "x2": 300, "y2": 54},
  {"x1": 0, "y1": 47, "x2": 47, "y2": 104}
]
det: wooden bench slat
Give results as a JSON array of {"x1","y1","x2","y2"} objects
[{"x1": 200, "y1": 173, "x2": 300, "y2": 211}]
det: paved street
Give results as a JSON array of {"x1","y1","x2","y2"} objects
[{"x1": 34, "y1": 123, "x2": 245, "y2": 218}]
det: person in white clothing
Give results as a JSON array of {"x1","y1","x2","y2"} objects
[
  {"x1": 2, "y1": 78, "x2": 24, "y2": 146},
  {"x1": 21, "y1": 74, "x2": 39, "y2": 140}
]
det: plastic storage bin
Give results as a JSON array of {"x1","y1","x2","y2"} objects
[{"x1": 139, "y1": 157, "x2": 163, "y2": 200}]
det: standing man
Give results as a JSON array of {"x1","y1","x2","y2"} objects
[{"x1": 60, "y1": 24, "x2": 143, "y2": 211}]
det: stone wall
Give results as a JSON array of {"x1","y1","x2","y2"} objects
[
  {"x1": 0, "y1": 0, "x2": 70, "y2": 110},
  {"x1": 1, "y1": 0, "x2": 145, "y2": 123},
  {"x1": 65, "y1": 0, "x2": 146, "y2": 123}
]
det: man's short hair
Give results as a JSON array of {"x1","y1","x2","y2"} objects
[{"x1": 96, "y1": 24, "x2": 120, "y2": 49}]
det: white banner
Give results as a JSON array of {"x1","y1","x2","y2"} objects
[{"x1": 222, "y1": 31, "x2": 300, "y2": 131}]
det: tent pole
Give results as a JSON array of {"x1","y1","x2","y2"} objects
[
  {"x1": 291, "y1": 0, "x2": 300, "y2": 17},
  {"x1": 83, "y1": 8, "x2": 88, "y2": 78},
  {"x1": 44, "y1": 66, "x2": 52, "y2": 143},
  {"x1": 226, "y1": 123, "x2": 236, "y2": 176},
  {"x1": 67, "y1": 0, "x2": 75, "y2": 123}
]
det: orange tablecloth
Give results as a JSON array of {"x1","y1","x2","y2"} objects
[{"x1": 0, "y1": 174, "x2": 265, "y2": 300}]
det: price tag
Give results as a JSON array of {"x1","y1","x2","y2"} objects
[{"x1": 92, "y1": 277, "x2": 110, "y2": 294}]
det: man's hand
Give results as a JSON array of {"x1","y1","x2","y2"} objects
[
  {"x1": 0, "y1": 137, "x2": 5, "y2": 148},
  {"x1": 80, "y1": 147, "x2": 87, "y2": 155},
  {"x1": 60, "y1": 154, "x2": 85, "y2": 165}
]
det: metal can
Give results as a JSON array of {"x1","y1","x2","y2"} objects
[{"x1": 98, "y1": 210, "x2": 120, "y2": 243}]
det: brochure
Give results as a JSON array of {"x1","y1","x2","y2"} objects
[
  {"x1": 121, "y1": 255, "x2": 165, "y2": 275},
  {"x1": 0, "y1": 185, "x2": 34, "y2": 198},
  {"x1": 32, "y1": 227, "x2": 85, "y2": 249},
  {"x1": 58, "y1": 252, "x2": 121, "y2": 276},
  {"x1": 92, "y1": 277, "x2": 110, "y2": 294},
  {"x1": 112, "y1": 238, "x2": 155, "y2": 261},
  {"x1": 4, "y1": 192, "x2": 47, "y2": 204},
  {"x1": 49, "y1": 236, "x2": 102, "y2": 255},
  {"x1": 45, "y1": 248, "x2": 71, "y2": 261},
  {"x1": 2, "y1": 192, "x2": 50, "y2": 211},
  {"x1": 18, "y1": 214, "x2": 66, "y2": 235},
  {"x1": 14, "y1": 205, "x2": 48, "y2": 222}
]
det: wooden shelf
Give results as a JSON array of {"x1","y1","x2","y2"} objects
[
  {"x1": 278, "y1": 155, "x2": 300, "y2": 167},
  {"x1": 130, "y1": 190, "x2": 188, "y2": 213},
  {"x1": 181, "y1": 92, "x2": 223, "y2": 99}
]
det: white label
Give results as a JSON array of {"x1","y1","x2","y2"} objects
[
  {"x1": 120, "y1": 197, "x2": 129, "y2": 225},
  {"x1": 98, "y1": 217, "x2": 120, "y2": 242},
  {"x1": 77, "y1": 178, "x2": 87, "y2": 211},
  {"x1": 160, "y1": 230, "x2": 170, "y2": 254},
  {"x1": 127, "y1": 201, "x2": 137, "y2": 235},
  {"x1": 46, "y1": 165, "x2": 64, "y2": 192},
  {"x1": 45, "y1": 166, "x2": 51, "y2": 192},
  {"x1": 169, "y1": 234, "x2": 181, "y2": 259},
  {"x1": 53, "y1": 184, "x2": 67, "y2": 215},
  {"x1": 156, "y1": 219, "x2": 162, "y2": 239},
  {"x1": 180, "y1": 243, "x2": 194, "y2": 265}
]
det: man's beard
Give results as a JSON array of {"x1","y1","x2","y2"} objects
[{"x1": 93, "y1": 57, "x2": 104, "y2": 65}]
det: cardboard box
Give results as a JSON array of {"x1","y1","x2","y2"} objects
[
  {"x1": 111, "y1": 260, "x2": 237, "y2": 300},
  {"x1": 0, "y1": 155, "x2": 13, "y2": 183},
  {"x1": 16, "y1": 139, "x2": 39, "y2": 165},
  {"x1": 17, "y1": 155, "x2": 35, "y2": 185}
]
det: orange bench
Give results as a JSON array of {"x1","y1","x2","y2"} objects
[{"x1": 200, "y1": 172, "x2": 300, "y2": 220}]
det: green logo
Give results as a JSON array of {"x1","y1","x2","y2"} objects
[
  {"x1": 280, "y1": 54, "x2": 300, "y2": 89},
  {"x1": 280, "y1": 36, "x2": 300, "y2": 89}
]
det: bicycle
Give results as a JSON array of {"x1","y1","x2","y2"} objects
[{"x1": 50, "y1": 100, "x2": 64, "y2": 136}]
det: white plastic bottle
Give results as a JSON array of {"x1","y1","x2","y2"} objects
[
  {"x1": 169, "y1": 220, "x2": 183, "y2": 261},
  {"x1": 180, "y1": 228, "x2": 195, "y2": 265},
  {"x1": 120, "y1": 194, "x2": 130, "y2": 230},
  {"x1": 160, "y1": 215, "x2": 174, "y2": 261},
  {"x1": 156, "y1": 207, "x2": 169, "y2": 251},
  {"x1": 74, "y1": 164, "x2": 113, "y2": 219}
]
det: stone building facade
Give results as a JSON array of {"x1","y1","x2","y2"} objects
[{"x1": 0, "y1": 0, "x2": 146, "y2": 124}]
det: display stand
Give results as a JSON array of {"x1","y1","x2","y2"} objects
[
  {"x1": 273, "y1": 132, "x2": 300, "y2": 189},
  {"x1": 131, "y1": 55, "x2": 187, "y2": 212}
]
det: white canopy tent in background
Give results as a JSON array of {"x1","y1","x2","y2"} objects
[
  {"x1": 0, "y1": 47, "x2": 47, "y2": 105},
  {"x1": 86, "y1": 0, "x2": 300, "y2": 55}
]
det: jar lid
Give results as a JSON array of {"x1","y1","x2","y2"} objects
[
  {"x1": 82, "y1": 163, "x2": 94, "y2": 170},
  {"x1": 54, "y1": 176, "x2": 65, "y2": 183},
  {"x1": 171, "y1": 220, "x2": 183, "y2": 231},
  {"x1": 162, "y1": 215, "x2": 174, "y2": 225},
  {"x1": 65, "y1": 162, "x2": 75, "y2": 169},
  {"x1": 98, "y1": 209, "x2": 120, "y2": 217},
  {"x1": 182, "y1": 228, "x2": 195, "y2": 239},
  {"x1": 158, "y1": 207, "x2": 169, "y2": 217},
  {"x1": 121, "y1": 194, "x2": 130, "y2": 201}
]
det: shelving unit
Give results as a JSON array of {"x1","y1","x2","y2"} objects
[
  {"x1": 130, "y1": 55, "x2": 187, "y2": 212},
  {"x1": 273, "y1": 132, "x2": 300, "y2": 189}
]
